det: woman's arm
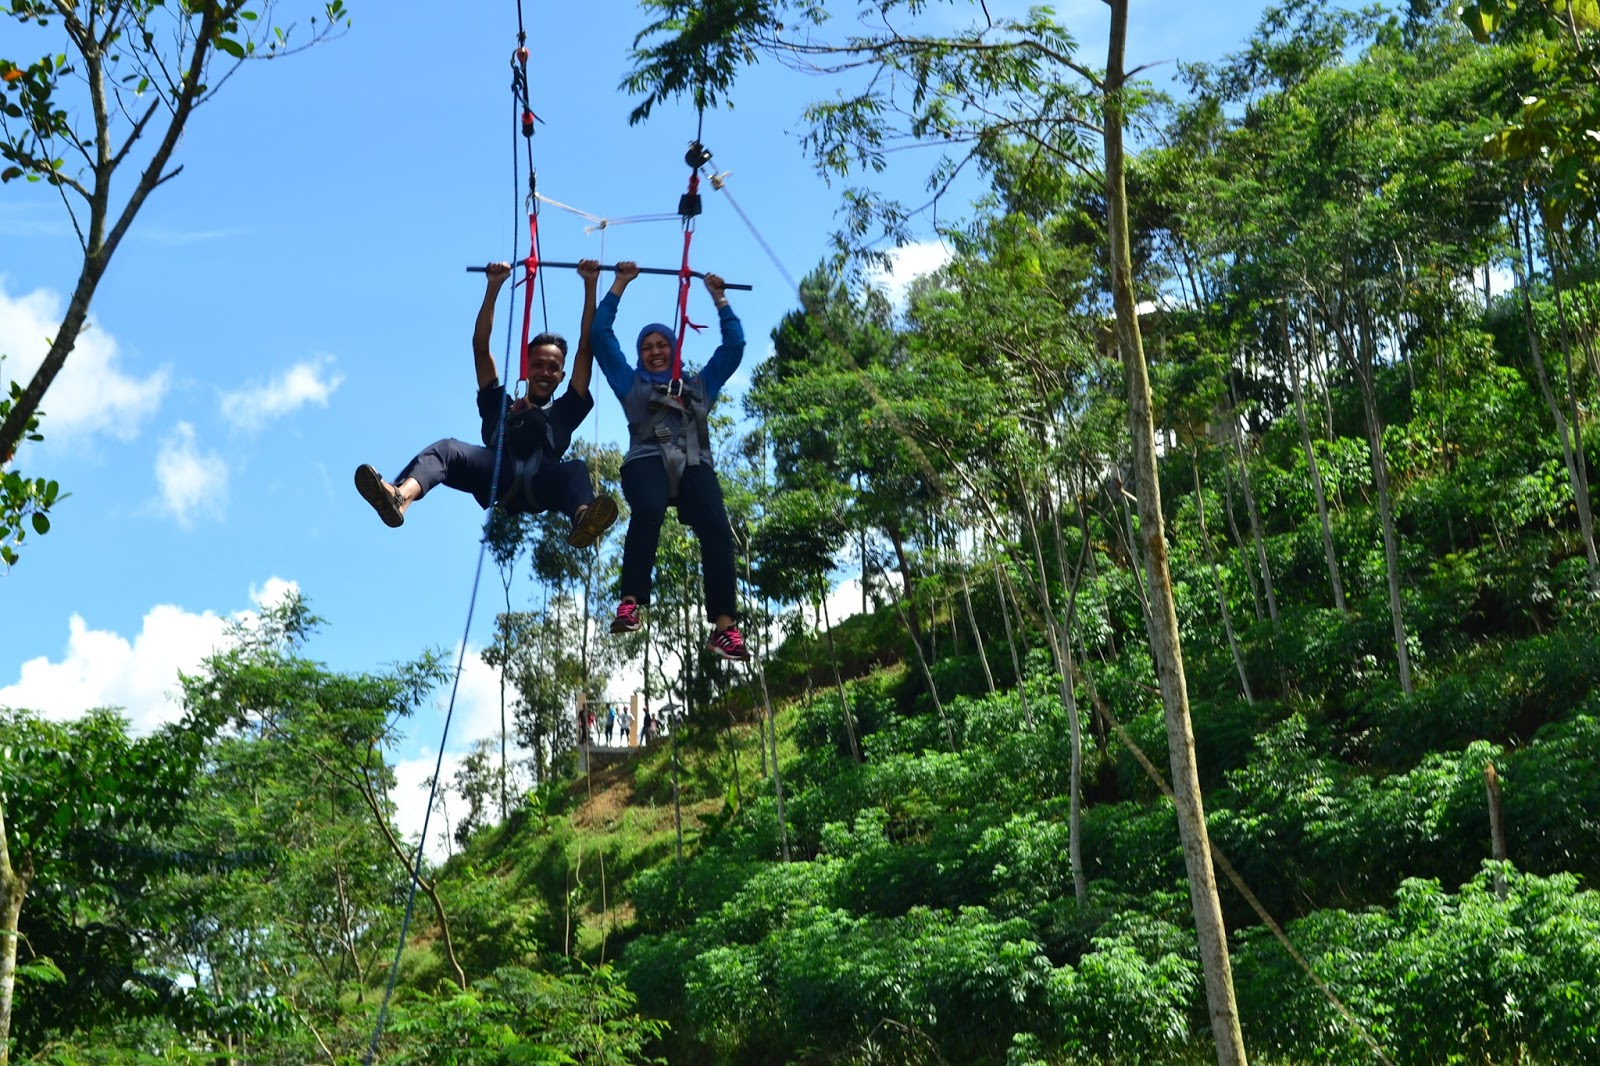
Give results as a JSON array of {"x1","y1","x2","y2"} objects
[
  {"x1": 589, "y1": 260, "x2": 642, "y2": 400},
  {"x1": 698, "y1": 272, "x2": 745, "y2": 401}
]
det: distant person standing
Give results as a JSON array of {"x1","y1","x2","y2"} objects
[{"x1": 604, "y1": 704, "x2": 617, "y2": 746}]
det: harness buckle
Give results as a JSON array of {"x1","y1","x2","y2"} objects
[{"x1": 667, "y1": 377, "x2": 684, "y2": 398}]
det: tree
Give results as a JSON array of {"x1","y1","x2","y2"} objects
[
  {"x1": 0, "y1": 0, "x2": 351, "y2": 465},
  {"x1": 0, "y1": 363, "x2": 59, "y2": 570},
  {"x1": 0, "y1": 706, "x2": 224, "y2": 1063},
  {"x1": 628, "y1": 6, "x2": 1250, "y2": 1060}
]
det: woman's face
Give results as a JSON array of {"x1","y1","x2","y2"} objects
[{"x1": 638, "y1": 331, "x2": 673, "y2": 374}]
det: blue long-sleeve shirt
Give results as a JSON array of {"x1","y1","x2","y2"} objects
[{"x1": 590, "y1": 291, "x2": 745, "y2": 404}]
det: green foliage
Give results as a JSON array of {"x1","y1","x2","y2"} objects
[
  {"x1": 0, "y1": 0, "x2": 354, "y2": 463},
  {"x1": 0, "y1": 356, "x2": 61, "y2": 569},
  {"x1": 0, "y1": 705, "x2": 257, "y2": 1054},
  {"x1": 387, "y1": 964, "x2": 665, "y2": 1066},
  {"x1": 1237, "y1": 866, "x2": 1600, "y2": 1064}
]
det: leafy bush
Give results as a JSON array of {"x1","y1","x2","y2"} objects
[
  {"x1": 387, "y1": 964, "x2": 666, "y2": 1065},
  {"x1": 1235, "y1": 867, "x2": 1600, "y2": 1066}
]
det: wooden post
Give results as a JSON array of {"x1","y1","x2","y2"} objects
[
  {"x1": 1486, "y1": 763, "x2": 1507, "y2": 898},
  {"x1": 630, "y1": 693, "x2": 640, "y2": 748}
]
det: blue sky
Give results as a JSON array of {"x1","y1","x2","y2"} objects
[{"x1": 2, "y1": 0, "x2": 1300, "y2": 849}]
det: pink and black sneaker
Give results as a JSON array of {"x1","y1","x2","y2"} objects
[
  {"x1": 611, "y1": 601, "x2": 642, "y2": 634},
  {"x1": 706, "y1": 624, "x2": 752, "y2": 662}
]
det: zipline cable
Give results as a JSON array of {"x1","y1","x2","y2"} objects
[{"x1": 361, "y1": 14, "x2": 544, "y2": 1062}]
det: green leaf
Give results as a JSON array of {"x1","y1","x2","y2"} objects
[
  {"x1": 215, "y1": 37, "x2": 246, "y2": 59},
  {"x1": 31, "y1": 512, "x2": 49, "y2": 535},
  {"x1": 1567, "y1": 0, "x2": 1600, "y2": 30},
  {"x1": 1460, "y1": 1, "x2": 1503, "y2": 43},
  {"x1": 16, "y1": 957, "x2": 66, "y2": 985}
]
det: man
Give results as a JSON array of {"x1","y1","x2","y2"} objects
[{"x1": 355, "y1": 260, "x2": 617, "y2": 546}]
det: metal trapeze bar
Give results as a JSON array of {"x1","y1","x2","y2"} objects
[{"x1": 467, "y1": 262, "x2": 753, "y2": 291}]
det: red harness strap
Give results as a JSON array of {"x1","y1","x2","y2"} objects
[
  {"x1": 518, "y1": 211, "x2": 540, "y2": 388},
  {"x1": 671, "y1": 172, "x2": 706, "y2": 384}
]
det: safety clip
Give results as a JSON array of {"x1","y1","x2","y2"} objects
[{"x1": 684, "y1": 141, "x2": 713, "y2": 169}]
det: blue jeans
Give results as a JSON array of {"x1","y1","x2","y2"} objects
[{"x1": 619, "y1": 457, "x2": 737, "y2": 622}]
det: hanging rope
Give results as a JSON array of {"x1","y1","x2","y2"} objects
[
  {"x1": 509, "y1": 42, "x2": 551, "y2": 388},
  {"x1": 361, "y1": 15, "x2": 543, "y2": 1063},
  {"x1": 670, "y1": 142, "x2": 712, "y2": 386}
]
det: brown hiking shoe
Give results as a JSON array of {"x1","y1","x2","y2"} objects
[
  {"x1": 355, "y1": 464, "x2": 404, "y2": 528},
  {"x1": 567, "y1": 493, "x2": 619, "y2": 548}
]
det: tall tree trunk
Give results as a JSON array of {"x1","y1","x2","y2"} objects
[
  {"x1": 992, "y1": 560, "x2": 1033, "y2": 724},
  {"x1": 819, "y1": 592, "x2": 866, "y2": 761},
  {"x1": 959, "y1": 533, "x2": 998, "y2": 696},
  {"x1": 1219, "y1": 468, "x2": 1266, "y2": 622},
  {"x1": 1283, "y1": 311, "x2": 1349, "y2": 613},
  {"x1": 1021, "y1": 491, "x2": 1086, "y2": 900},
  {"x1": 887, "y1": 525, "x2": 929, "y2": 654},
  {"x1": 0, "y1": 803, "x2": 30, "y2": 1066},
  {"x1": 1350, "y1": 301, "x2": 1415, "y2": 694},
  {"x1": 1228, "y1": 408, "x2": 1279, "y2": 624},
  {"x1": 1105, "y1": 8, "x2": 1248, "y2": 1063},
  {"x1": 1048, "y1": 489, "x2": 1096, "y2": 902},
  {"x1": 884, "y1": 589, "x2": 955, "y2": 752},
  {"x1": 1539, "y1": 215, "x2": 1600, "y2": 593},
  {"x1": 1511, "y1": 210, "x2": 1600, "y2": 588},
  {"x1": 1193, "y1": 460, "x2": 1254, "y2": 704}
]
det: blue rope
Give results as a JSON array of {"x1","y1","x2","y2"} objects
[{"x1": 361, "y1": 40, "x2": 536, "y2": 1066}]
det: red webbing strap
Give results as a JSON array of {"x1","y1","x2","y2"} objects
[
  {"x1": 671, "y1": 172, "x2": 706, "y2": 383},
  {"x1": 518, "y1": 212, "x2": 540, "y2": 385}
]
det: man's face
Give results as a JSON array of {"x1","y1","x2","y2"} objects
[
  {"x1": 638, "y1": 331, "x2": 673, "y2": 374},
  {"x1": 525, "y1": 344, "x2": 566, "y2": 402}
]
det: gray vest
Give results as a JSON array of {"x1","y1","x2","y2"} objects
[{"x1": 624, "y1": 376, "x2": 713, "y2": 496}]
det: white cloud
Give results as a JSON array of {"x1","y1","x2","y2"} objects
[
  {"x1": 1, "y1": 606, "x2": 228, "y2": 733},
  {"x1": 865, "y1": 240, "x2": 954, "y2": 315},
  {"x1": 250, "y1": 576, "x2": 301, "y2": 613},
  {"x1": 0, "y1": 578, "x2": 302, "y2": 734},
  {"x1": 154, "y1": 421, "x2": 228, "y2": 527},
  {"x1": 825, "y1": 574, "x2": 869, "y2": 628},
  {"x1": 440, "y1": 648, "x2": 508, "y2": 748},
  {"x1": 136, "y1": 226, "x2": 246, "y2": 246},
  {"x1": 393, "y1": 750, "x2": 464, "y2": 863},
  {"x1": 0, "y1": 278, "x2": 169, "y2": 452},
  {"x1": 219, "y1": 355, "x2": 343, "y2": 432}
]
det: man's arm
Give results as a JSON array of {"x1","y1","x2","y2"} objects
[
  {"x1": 590, "y1": 260, "x2": 642, "y2": 400},
  {"x1": 567, "y1": 259, "x2": 601, "y2": 397},
  {"x1": 472, "y1": 261, "x2": 512, "y2": 389},
  {"x1": 698, "y1": 272, "x2": 745, "y2": 402}
]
